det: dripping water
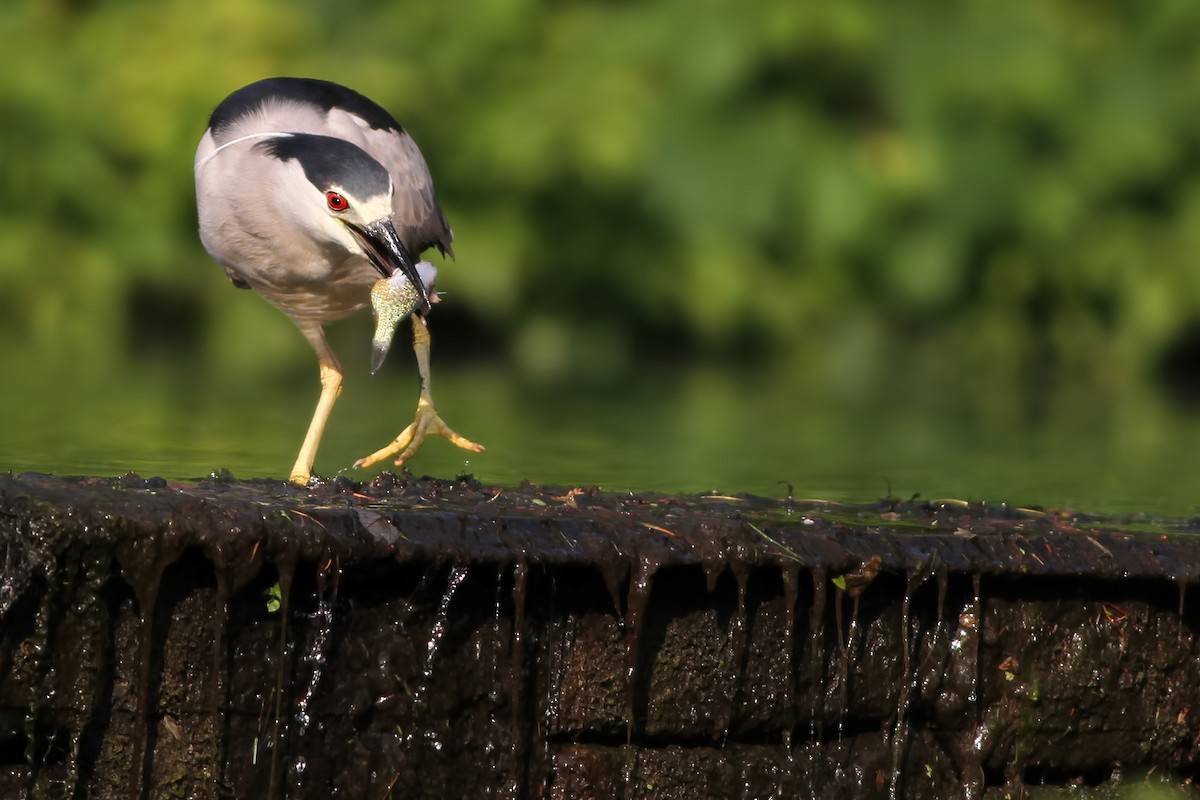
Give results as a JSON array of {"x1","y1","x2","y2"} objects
[
  {"x1": 20, "y1": 565, "x2": 59, "y2": 800},
  {"x1": 722, "y1": 563, "x2": 751, "y2": 745},
  {"x1": 622, "y1": 559, "x2": 657, "y2": 745},
  {"x1": 0, "y1": 536, "x2": 24, "y2": 619},
  {"x1": 621, "y1": 557, "x2": 657, "y2": 799},
  {"x1": 490, "y1": 567, "x2": 505, "y2": 706},
  {"x1": 833, "y1": 556, "x2": 881, "y2": 742},
  {"x1": 621, "y1": 744, "x2": 640, "y2": 797},
  {"x1": 127, "y1": 560, "x2": 164, "y2": 800},
  {"x1": 919, "y1": 565, "x2": 950, "y2": 701},
  {"x1": 957, "y1": 573, "x2": 985, "y2": 800},
  {"x1": 265, "y1": 553, "x2": 296, "y2": 800},
  {"x1": 781, "y1": 566, "x2": 799, "y2": 753},
  {"x1": 289, "y1": 559, "x2": 340, "y2": 793},
  {"x1": 968, "y1": 574, "x2": 982, "y2": 707},
  {"x1": 210, "y1": 569, "x2": 230, "y2": 790},
  {"x1": 844, "y1": 591, "x2": 865, "y2": 739},
  {"x1": 1178, "y1": 579, "x2": 1189, "y2": 647},
  {"x1": 407, "y1": 563, "x2": 470, "y2": 757},
  {"x1": 537, "y1": 574, "x2": 566, "y2": 799},
  {"x1": 833, "y1": 583, "x2": 849, "y2": 741},
  {"x1": 65, "y1": 552, "x2": 107, "y2": 800},
  {"x1": 294, "y1": 562, "x2": 338, "y2": 735},
  {"x1": 888, "y1": 577, "x2": 917, "y2": 800},
  {"x1": 933, "y1": 565, "x2": 948, "y2": 650},
  {"x1": 807, "y1": 568, "x2": 826, "y2": 743},
  {"x1": 420, "y1": 564, "x2": 470, "y2": 700},
  {"x1": 888, "y1": 556, "x2": 937, "y2": 800},
  {"x1": 507, "y1": 560, "x2": 528, "y2": 799},
  {"x1": 599, "y1": 560, "x2": 629, "y2": 624},
  {"x1": 703, "y1": 559, "x2": 724, "y2": 595},
  {"x1": 481, "y1": 566, "x2": 507, "y2": 796}
]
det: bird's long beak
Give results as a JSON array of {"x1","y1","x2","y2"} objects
[{"x1": 350, "y1": 219, "x2": 431, "y2": 312}]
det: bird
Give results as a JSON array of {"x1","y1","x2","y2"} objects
[{"x1": 194, "y1": 77, "x2": 483, "y2": 485}]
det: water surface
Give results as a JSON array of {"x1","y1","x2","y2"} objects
[{"x1": 4, "y1": 348, "x2": 1200, "y2": 518}]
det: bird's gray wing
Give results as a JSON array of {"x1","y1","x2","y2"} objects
[
  {"x1": 369, "y1": 126, "x2": 455, "y2": 259},
  {"x1": 325, "y1": 109, "x2": 454, "y2": 259}
]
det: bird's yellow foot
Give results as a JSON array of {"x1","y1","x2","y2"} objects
[{"x1": 353, "y1": 398, "x2": 483, "y2": 471}]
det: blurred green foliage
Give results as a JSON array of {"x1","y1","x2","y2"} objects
[{"x1": 4, "y1": 0, "x2": 1200, "y2": 389}]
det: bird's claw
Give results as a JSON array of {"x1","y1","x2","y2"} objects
[{"x1": 353, "y1": 401, "x2": 483, "y2": 472}]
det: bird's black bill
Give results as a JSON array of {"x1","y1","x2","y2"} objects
[{"x1": 351, "y1": 219, "x2": 431, "y2": 312}]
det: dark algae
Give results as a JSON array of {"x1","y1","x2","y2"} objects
[{"x1": 2, "y1": 472, "x2": 1200, "y2": 797}]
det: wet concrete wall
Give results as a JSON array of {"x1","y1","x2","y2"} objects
[{"x1": 2, "y1": 473, "x2": 1200, "y2": 798}]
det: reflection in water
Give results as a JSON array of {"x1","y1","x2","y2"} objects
[{"x1": 4, "y1": 347, "x2": 1200, "y2": 516}]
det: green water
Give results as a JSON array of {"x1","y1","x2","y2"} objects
[{"x1": 4, "y1": 345, "x2": 1200, "y2": 518}]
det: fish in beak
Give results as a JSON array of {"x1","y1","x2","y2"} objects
[
  {"x1": 369, "y1": 262, "x2": 439, "y2": 373},
  {"x1": 349, "y1": 218, "x2": 431, "y2": 313}
]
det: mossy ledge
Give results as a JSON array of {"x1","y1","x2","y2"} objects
[{"x1": 2, "y1": 471, "x2": 1200, "y2": 799}]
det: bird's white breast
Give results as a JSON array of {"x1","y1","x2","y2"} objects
[{"x1": 195, "y1": 127, "x2": 380, "y2": 324}]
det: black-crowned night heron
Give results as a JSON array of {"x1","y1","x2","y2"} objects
[{"x1": 194, "y1": 77, "x2": 482, "y2": 485}]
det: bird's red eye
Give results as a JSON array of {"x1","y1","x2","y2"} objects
[{"x1": 326, "y1": 192, "x2": 349, "y2": 211}]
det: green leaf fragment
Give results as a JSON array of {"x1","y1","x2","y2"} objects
[{"x1": 266, "y1": 581, "x2": 282, "y2": 613}]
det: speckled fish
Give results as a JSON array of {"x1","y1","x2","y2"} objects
[{"x1": 370, "y1": 261, "x2": 438, "y2": 374}]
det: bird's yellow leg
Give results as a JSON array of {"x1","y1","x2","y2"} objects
[
  {"x1": 289, "y1": 327, "x2": 343, "y2": 485},
  {"x1": 353, "y1": 315, "x2": 483, "y2": 472}
]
